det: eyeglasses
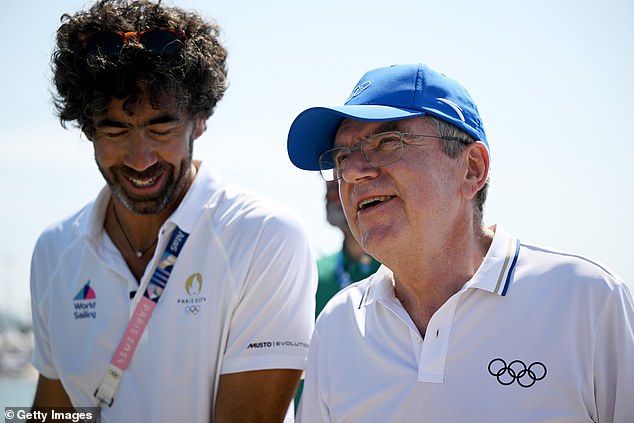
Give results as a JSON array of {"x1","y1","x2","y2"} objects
[
  {"x1": 81, "y1": 28, "x2": 187, "y2": 57},
  {"x1": 319, "y1": 131, "x2": 470, "y2": 182}
]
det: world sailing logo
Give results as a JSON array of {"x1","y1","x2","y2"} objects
[{"x1": 73, "y1": 280, "x2": 97, "y2": 320}]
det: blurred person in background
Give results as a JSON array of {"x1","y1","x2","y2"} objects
[{"x1": 316, "y1": 180, "x2": 380, "y2": 315}]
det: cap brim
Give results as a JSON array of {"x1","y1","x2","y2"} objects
[{"x1": 287, "y1": 105, "x2": 424, "y2": 170}]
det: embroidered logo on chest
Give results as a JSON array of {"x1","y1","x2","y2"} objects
[
  {"x1": 72, "y1": 280, "x2": 97, "y2": 320},
  {"x1": 176, "y1": 272, "x2": 207, "y2": 316},
  {"x1": 488, "y1": 358, "x2": 547, "y2": 388}
]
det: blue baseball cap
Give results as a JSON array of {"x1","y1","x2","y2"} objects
[{"x1": 287, "y1": 63, "x2": 487, "y2": 170}]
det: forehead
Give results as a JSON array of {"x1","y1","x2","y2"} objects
[
  {"x1": 97, "y1": 93, "x2": 186, "y2": 124},
  {"x1": 334, "y1": 116, "x2": 435, "y2": 146}
]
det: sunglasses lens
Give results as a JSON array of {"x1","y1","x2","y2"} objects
[
  {"x1": 139, "y1": 30, "x2": 184, "y2": 55},
  {"x1": 85, "y1": 31, "x2": 124, "y2": 56}
]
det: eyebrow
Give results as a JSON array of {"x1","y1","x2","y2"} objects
[
  {"x1": 370, "y1": 122, "x2": 402, "y2": 136},
  {"x1": 95, "y1": 114, "x2": 182, "y2": 129},
  {"x1": 335, "y1": 121, "x2": 406, "y2": 147}
]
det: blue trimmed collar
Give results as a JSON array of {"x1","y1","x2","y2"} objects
[{"x1": 359, "y1": 226, "x2": 520, "y2": 309}]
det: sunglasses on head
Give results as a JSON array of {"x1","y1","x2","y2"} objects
[{"x1": 81, "y1": 28, "x2": 187, "y2": 57}]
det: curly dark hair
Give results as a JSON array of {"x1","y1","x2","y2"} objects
[{"x1": 52, "y1": 0, "x2": 228, "y2": 139}]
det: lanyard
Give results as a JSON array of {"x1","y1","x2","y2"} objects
[{"x1": 94, "y1": 226, "x2": 189, "y2": 407}]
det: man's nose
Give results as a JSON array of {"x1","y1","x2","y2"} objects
[
  {"x1": 340, "y1": 148, "x2": 379, "y2": 183},
  {"x1": 125, "y1": 131, "x2": 157, "y2": 171}
]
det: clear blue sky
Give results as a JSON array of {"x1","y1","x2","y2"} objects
[{"x1": 1, "y1": 0, "x2": 632, "y2": 320}]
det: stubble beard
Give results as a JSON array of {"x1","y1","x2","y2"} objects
[{"x1": 97, "y1": 141, "x2": 194, "y2": 215}]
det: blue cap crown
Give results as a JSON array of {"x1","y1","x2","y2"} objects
[{"x1": 287, "y1": 63, "x2": 487, "y2": 170}]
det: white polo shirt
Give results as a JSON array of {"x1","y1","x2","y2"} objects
[
  {"x1": 31, "y1": 162, "x2": 317, "y2": 423},
  {"x1": 298, "y1": 226, "x2": 634, "y2": 423}
]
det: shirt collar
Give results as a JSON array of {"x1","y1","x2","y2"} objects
[
  {"x1": 165, "y1": 162, "x2": 223, "y2": 233},
  {"x1": 359, "y1": 225, "x2": 521, "y2": 309},
  {"x1": 358, "y1": 265, "x2": 396, "y2": 309},
  {"x1": 465, "y1": 225, "x2": 520, "y2": 296},
  {"x1": 69, "y1": 185, "x2": 111, "y2": 240}
]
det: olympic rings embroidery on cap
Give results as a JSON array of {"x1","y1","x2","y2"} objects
[
  {"x1": 488, "y1": 358, "x2": 547, "y2": 388},
  {"x1": 346, "y1": 81, "x2": 371, "y2": 102}
]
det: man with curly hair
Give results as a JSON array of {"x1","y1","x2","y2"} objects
[{"x1": 29, "y1": 1, "x2": 316, "y2": 421}]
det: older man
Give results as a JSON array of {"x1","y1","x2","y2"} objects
[{"x1": 287, "y1": 63, "x2": 634, "y2": 422}]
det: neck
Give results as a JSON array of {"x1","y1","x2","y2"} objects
[
  {"x1": 111, "y1": 202, "x2": 164, "y2": 250},
  {"x1": 111, "y1": 203, "x2": 158, "y2": 257},
  {"x1": 389, "y1": 224, "x2": 494, "y2": 335}
]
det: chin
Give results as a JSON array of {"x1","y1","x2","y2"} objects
[{"x1": 360, "y1": 224, "x2": 404, "y2": 256}]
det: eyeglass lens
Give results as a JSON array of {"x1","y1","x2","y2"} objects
[
  {"x1": 139, "y1": 29, "x2": 183, "y2": 55},
  {"x1": 85, "y1": 31, "x2": 125, "y2": 56},
  {"x1": 319, "y1": 132, "x2": 404, "y2": 181}
]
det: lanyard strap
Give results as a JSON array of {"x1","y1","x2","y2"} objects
[{"x1": 94, "y1": 226, "x2": 189, "y2": 407}]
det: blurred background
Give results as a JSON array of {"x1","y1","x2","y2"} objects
[{"x1": 1, "y1": 0, "x2": 632, "y2": 412}]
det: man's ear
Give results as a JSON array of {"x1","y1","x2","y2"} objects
[
  {"x1": 193, "y1": 117, "x2": 207, "y2": 139},
  {"x1": 461, "y1": 141, "x2": 489, "y2": 200}
]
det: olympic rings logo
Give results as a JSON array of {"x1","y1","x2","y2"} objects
[
  {"x1": 488, "y1": 358, "x2": 547, "y2": 388},
  {"x1": 185, "y1": 305, "x2": 201, "y2": 315}
]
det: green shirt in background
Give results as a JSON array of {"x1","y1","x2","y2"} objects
[{"x1": 315, "y1": 250, "x2": 381, "y2": 317}]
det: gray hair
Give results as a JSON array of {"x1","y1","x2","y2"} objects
[{"x1": 427, "y1": 116, "x2": 489, "y2": 222}]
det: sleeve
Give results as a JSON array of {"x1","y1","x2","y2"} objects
[
  {"x1": 297, "y1": 326, "x2": 332, "y2": 423},
  {"x1": 593, "y1": 282, "x2": 634, "y2": 422},
  {"x1": 30, "y1": 232, "x2": 59, "y2": 379},
  {"x1": 220, "y1": 210, "x2": 318, "y2": 374}
]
